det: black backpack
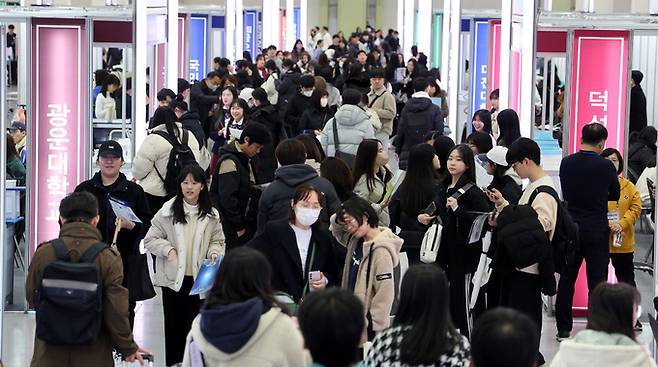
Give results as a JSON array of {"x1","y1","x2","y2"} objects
[
  {"x1": 153, "y1": 129, "x2": 198, "y2": 197},
  {"x1": 529, "y1": 185, "x2": 580, "y2": 274},
  {"x1": 35, "y1": 239, "x2": 107, "y2": 345}
]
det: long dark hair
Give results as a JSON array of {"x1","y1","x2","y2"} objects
[
  {"x1": 448, "y1": 144, "x2": 477, "y2": 184},
  {"x1": 397, "y1": 144, "x2": 439, "y2": 215},
  {"x1": 204, "y1": 247, "x2": 288, "y2": 313},
  {"x1": 472, "y1": 109, "x2": 492, "y2": 134},
  {"x1": 353, "y1": 139, "x2": 390, "y2": 192},
  {"x1": 296, "y1": 134, "x2": 325, "y2": 162},
  {"x1": 6, "y1": 133, "x2": 18, "y2": 160},
  {"x1": 100, "y1": 74, "x2": 120, "y2": 96},
  {"x1": 320, "y1": 157, "x2": 354, "y2": 202},
  {"x1": 310, "y1": 88, "x2": 330, "y2": 110},
  {"x1": 587, "y1": 282, "x2": 640, "y2": 341},
  {"x1": 171, "y1": 165, "x2": 214, "y2": 224},
  {"x1": 432, "y1": 136, "x2": 455, "y2": 176},
  {"x1": 151, "y1": 106, "x2": 180, "y2": 139},
  {"x1": 385, "y1": 53, "x2": 403, "y2": 82},
  {"x1": 395, "y1": 265, "x2": 461, "y2": 364},
  {"x1": 496, "y1": 109, "x2": 521, "y2": 147}
]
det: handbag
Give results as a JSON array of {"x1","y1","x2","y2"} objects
[
  {"x1": 126, "y1": 253, "x2": 156, "y2": 302},
  {"x1": 274, "y1": 242, "x2": 317, "y2": 316},
  {"x1": 331, "y1": 118, "x2": 356, "y2": 167}
]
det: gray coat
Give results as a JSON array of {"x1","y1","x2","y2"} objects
[{"x1": 320, "y1": 104, "x2": 376, "y2": 157}]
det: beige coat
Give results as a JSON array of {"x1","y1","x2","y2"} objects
[
  {"x1": 330, "y1": 215, "x2": 402, "y2": 333},
  {"x1": 144, "y1": 198, "x2": 225, "y2": 293},
  {"x1": 353, "y1": 168, "x2": 390, "y2": 226},
  {"x1": 368, "y1": 87, "x2": 397, "y2": 136}
]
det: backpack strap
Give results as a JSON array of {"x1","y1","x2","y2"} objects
[
  {"x1": 528, "y1": 185, "x2": 560, "y2": 206},
  {"x1": 50, "y1": 239, "x2": 71, "y2": 262},
  {"x1": 181, "y1": 129, "x2": 190, "y2": 148},
  {"x1": 368, "y1": 92, "x2": 384, "y2": 108},
  {"x1": 152, "y1": 130, "x2": 176, "y2": 147},
  {"x1": 331, "y1": 118, "x2": 340, "y2": 154},
  {"x1": 451, "y1": 182, "x2": 475, "y2": 200},
  {"x1": 79, "y1": 242, "x2": 109, "y2": 264}
]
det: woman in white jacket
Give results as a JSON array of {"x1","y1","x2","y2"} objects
[
  {"x1": 261, "y1": 60, "x2": 279, "y2": 105},
  {"x1": 94, "y1": 74, "x2": 120, "y2": 120},
  {"x1": 320, "y1": 88, "x2": 375, "y2": 159},
  {"x1": 144, "y1": 164, "x2": 225, "y2": 367},
  {"x1": 182, "y1": 247, "x2": 307, "y2": 367},
  {"x1": 550, "y1": 282, "x2": 655, "y2": 367},
  {"x1": 132, "y1": 106, "x2": 211, "y2": 214}
]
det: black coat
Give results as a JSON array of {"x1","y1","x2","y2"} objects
[
  {"x1": 630, "y1": 85, "x2": 647, "y2": 134},
  {"x1": 394, "y1": 97, "x2": 445, "y2": 170},
  {"x1": 251, "y1": 103, "x2": 285, "y2": 184},
  {"x1": 248, "y1": 219, "x2": 338, "y2": 302},
  {"x1": 489, "y1": 174, "x2": 522, "y2": 205},
  {"x1": 209, "y1": 108, "x2": 231, "y2": 154},
  {"x1": 276, "y1": 70, "x2": 302, "y2": 107},
  {"x1": 283, "y1": 93, "x2": 312, "y2": 133},
  {"x1": 628, "y1": 141, "x2": 655, "y2": 183},
  {"x1": 299, "y1": 106, "x2": 335, "y2": 133},
  {"x1": 439, "y1": 176, "x2": 491, "y2": 275},
  {"x1": 178, "y1": 111, "x2": 206, "y2": 148},
  {"x1": 74, "y1": 173, "x2": 152, "y2": 281},
  {"x1": 189, "y1": 80, "x2": 219, "y2": 136}
]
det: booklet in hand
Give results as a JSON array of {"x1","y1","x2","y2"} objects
[
  {"x1": 107, "y1": 195, "x2": 142, "y2": 223},
  {"x1": 190, "y1": 258, "x2": 222, "y2": 295}
]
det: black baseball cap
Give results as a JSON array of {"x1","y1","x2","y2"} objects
[
  {"x1": 98, "y1": 140, "x2": 123, "y2": 159},
  {"x1": 505, "y1": 137, "x2": 541, "y2": 165}
]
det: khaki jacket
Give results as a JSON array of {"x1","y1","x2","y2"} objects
[
  {"x1": 26, "y1": 222, "x2": 138, "y2": 367},
  {"x1": 330, "y1": 215, "x2": 402, "y2": 333},
  {"x1": 368, "y1": 87, "x2": 397, "y2": 136},
  {"x1": 353, "y1": 168, "x2": 390, "y2": 226}
]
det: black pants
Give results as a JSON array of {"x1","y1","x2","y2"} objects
[
  {"x1": 162, "y1": 276, "x2": 202, "y2": 366},
  {"x1": 224, "y1": 226, "x2": 254, "y2": 252},
  {"x1": 500, "y1": 271, "x2": 543, "y2": 364},
  {"x1": 610, "y1": 252, "x2": 636, "y2": 288},
  {"x1": 556, "y1": 230, "x2": 609, "y2": 333},
  {"x1": 449, "y1": 272, "x2": 485, "y2": 338},
  {"x1": 145, "y1": 193, "x2": 169, "y2": 218}
]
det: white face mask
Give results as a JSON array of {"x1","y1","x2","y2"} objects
[
  {"x1": 302, "y1": 90, "x2": 314, "y2": 97},
  {"x1": 320, "y1": 97, "x2": 329, "y2": 108},
  {"x1": 295, "y1": 207, "x2": 321, "y2": 226},
  {"x1": 208, "y1": 82, "x2": 218, "y2": 91}
]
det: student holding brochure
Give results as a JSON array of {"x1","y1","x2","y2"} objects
[{"x1": 74, "y1": 140, "x2": 152, "y2": 328}]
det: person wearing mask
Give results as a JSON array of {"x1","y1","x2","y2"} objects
[
  {"x1": 132, "y1": 107, "x2": 209, "y2": 214},
  {"x1": 8, "y1": 121, "x2": 27, "y2": 167},
  {"x1": 74, "y1": 141, "x2": 151, "y2": 328},
  {"x1": 389, "y1": 144, "x2": 442, "y2": 265},
  {"x1": 320, "y1": 89, "x2": 376, "y2": 161},
  {"x1": 299, "y1": 89, "x2": 334, "y2": 135},
  {"x1": 368, "y1": 68, "x2": 397, "y2": 151},
  {"x1": 26, "y1": 192, "x2": 148, "y2": 367},
  {"x1": 366, "y1": 265, "x2": 471, "y2": 366},
  {"x1": 495, "y1": 109, "x2": 521, "y2": 148},
  {"x1": 601, "y1": 148, "x2": 642, "y2": 327},
  {"x1": 189, "y1": 71, "x2": 222, "y2": 137},
  {"x1": 145, "y1": 164, "x2": 225, "y2": 367},
  {"x1": 249, "y1": 185, "x2": 337, "y2": 303},
  {"x1": 394, "y1": 77, "x2": 444, "y2": 170},
  {"x1": 331, "y1": 197, "x2": 403, "y2": 341},
  {"x1": 284, "y1": 74, "x2": 316, "y2": 136},
  {"x1": 470, "y1": 308, "x2": 539, "y2": 367},
  {"x1": 209, "y1": 86, "x2": 238, "y2": 173},
  {"x1": 256, "y1": 139, "x2": 339, "y2": 234},
  {"x1": 550, "y1": 283, "x2": 655, "y2": 367},
  {"x1": 629, "y1": 70, "x2": 648, "y2": 134},
  {"x1": 487, "y1": 138, "x2": 558, "y2": 365},
  {"x1": 6, "y1": 133, "x2": 25, "y2": 185},
  {"x1": 556, "y1": 123, "x2": 621, "y2": 340},
  {"x1": 437, "y1": 144, "x2": 490, "y2": 337},
  {"x1": 627, "y1": 126, "x2": 657, "y2": 183},
  {"x1": 172, "y1": 99, "x2": 205, "y2": 149},
  {"x1": 211, "y1": 122, "x2": 272, "y2": 250},
  {"x1": 353, "y1": 139, "x2": 392, "y2": 227},
  {"x1": 250, "y1": 87, "x2": 284, "y2": 184},
  {"x1": 276, "y1": 59, "x2": 302, "y2": 109},
  {"x1": 299, "y1": 288, "x2": 365, "y2": 367},
  {"x1": 182, "y1": 247, "x2": 306, "y2": 367},
  {"x1": 95, "y1": 74, "x2": 120, "y2": 121},
  {"x1": 481, "y1": 146, "x2": 522, "y2": 205},
  {"x1": 321, "y1": 157, "x2": 356, "y2": 203},
  {"x1": 261, "y1": 60, "x2": 280, "y2": 105}
]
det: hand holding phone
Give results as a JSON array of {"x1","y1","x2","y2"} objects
[
  {"x1": 309, "y1": 271, "x2": 322, "y2": 282},
  {"x1": 422, "y1": 202, "x2": 437, "y2": 216}
]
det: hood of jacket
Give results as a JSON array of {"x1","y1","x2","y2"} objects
[
  {"x1": 553, "y1": 330, "x2": 653, "y2": 367},
  {"x1": 274, "y1": 163, "x2": 318, "y2": 187},
  {"x1": 180, "y1": 111, "x2": 201, "y2": 122},
  {"x1": 199, "y1": 297, "x2": 264, "y2": 354},
  {"x1": 334, "y1": 104, "x2": 370, "y2": 127},
  {"x1": 363, "y1": 227, "x2": 403, "y2": 267},
  {"x1": 405, "y1": 95, "x2": 434, "y2": 113}
]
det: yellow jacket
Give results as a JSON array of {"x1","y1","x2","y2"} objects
[{"x1": 608, "y1": 177, "x2": 642, "y2": 253}]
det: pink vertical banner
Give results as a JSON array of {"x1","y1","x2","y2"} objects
[
  {"x1": 151, "y1": 42, "x2": 166, "y2": 115},
  {"x1": 487, "y1": 20, "x2": 501, "y2": 108},
  {"x1": 509, "y1": 22, "x2": 523, "y2": 116},
  {"x1": 178, "y1": 15, "x2": 187, "y2": 79},
  {"x1": 568, "y1": 30, "x2": 629, "y2": 156},
  {"x1": 280, "y1": 9, "x2": 286, "y2": 49},
  {"x1": 29, "y1": 19, "x2": 88, "y2": 254}
]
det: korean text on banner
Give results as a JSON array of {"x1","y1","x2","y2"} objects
[
  {"x1": 470, "y1": 19, "x2": 490, "y2": 122},
  {"x1": 244, "y1": 11, "x2": 257, "y2": 59},
  {"x1": 568, "y1": 30, "x2": 629, "y2": 156},
  {"x1": 189, "y1": 15, "x2": 208, "y2": 83},
  {"x1": 30, "y1": 19, "x2": 88, "y2": 255}
]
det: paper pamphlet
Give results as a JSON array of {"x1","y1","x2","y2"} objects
[
  {"x1": 190, "y1": 258, "x2": 222, "y2": 295},
  {"x1": 383, "y1": 170, "x2": 406, "y2": 203},
  {"x1": 108, "y1": 196, "x2": 142, "y2": 223}
]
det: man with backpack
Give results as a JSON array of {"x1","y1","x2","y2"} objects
[
  {"x1": 211, "y1": 122, "x2": 272, "y2": 250},
  {"x1": 26, "y1": 192, "x2": 147, "y2": 367},
  {"x1": 488, "y1": 138, "x2": 559, "y2": 366},
  {"x1": 556, "y1": 123, "x2": 620, "y2": 340}
]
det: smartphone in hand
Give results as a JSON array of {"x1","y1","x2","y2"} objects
[
  {"x1": 309, "y1": 271, "x2": 322, "y2": 282},
  {"x1": 422, "y1": 202, "x2": 437, "y2": 216}
]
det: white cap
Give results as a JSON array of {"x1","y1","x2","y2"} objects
[
  {"x1": 239, "y1": 88, "x2": 254, "y2": 102},
  {"x1": 486, "y1": 146, "x2": 509, "y2": 167}
]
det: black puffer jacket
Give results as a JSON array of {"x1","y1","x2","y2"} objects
[
  {"x1": 276, "y1": 69, "x2": 301, "y2": 107},
  {"x1": 178, "y1": 111, "x2": 206, "y2": 148},
  {"x1": 251, "y1": 103, "x2": 285, "y2": 184},
  {"x1": 394, "y1": 96, "x2": 444, "y2": 170},
  {"x1": 495, "y1": 204, "x2": 556, "y2": 296},
  {"x1": 299, "y1": 106, "x2": 335, "y2": 133},
  {"x1": 628, "y1": 141, "x2": 655, "y2": 183}
]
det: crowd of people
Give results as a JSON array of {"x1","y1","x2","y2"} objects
[{"x1": 23, "y1": 23, "x2": 658, "y2": 367}]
